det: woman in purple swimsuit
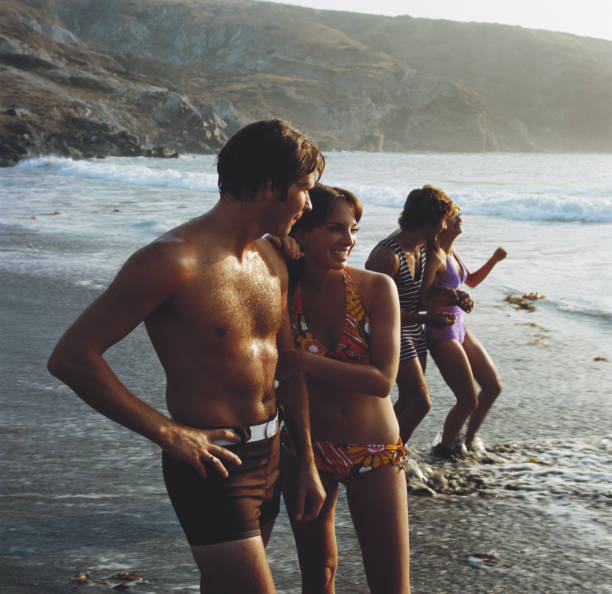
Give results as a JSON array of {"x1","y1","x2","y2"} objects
[{"x1": 423, "y1": 211, "x2": 507, "y2": 455}]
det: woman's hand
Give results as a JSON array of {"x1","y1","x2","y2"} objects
[
  {"x1": 266, "y1": 234, "x2": 303, "y2": 260},
  {"x1": 493, "y1": 247, "x2": 507, "y2": 262},
  {"x1": 454, "y1": 289, "x2": 474, "y2": 313},
  {"x1": 425, "y1": 311, "x2": 456, "y2": 329}
]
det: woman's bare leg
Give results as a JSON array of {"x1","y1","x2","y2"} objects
[
  {"x1": 462, "y1": 330, "x2": 502, "y2": 446},
  {"x1": 346, "y1": 465, "x2": 411, "y2": 594},
  {"x1": 429, "y1": 339, "x2": 478, "y2": 449},
  {"x1": 281, "y1": 448, "x2": 340, "y2": 594},
  {"x1": 394, "y1": 355, "x2": 430, "y2": 443}
]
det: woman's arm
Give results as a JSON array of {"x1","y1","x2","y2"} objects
[
  {"x1": 265, "y1": 234, "x2": 303, "y2": 260},
  {"x1": 280, "y1": 272, "x2": 400, "y2": 397},
  {"x1": 414, "y1": 247, "x2": 463, "y2": 325},
  {"x1": 419, "y1": 246, "x2": 445, "y2": 306},
  {"x1": 421, "y1": 247, "x2": 473, "y2": 314},
  {"x1": 464, "y1": 247, "x2": 507, "y2": 288},
  {"x1": 366, "y1": 244, "x2": 420, "y2": 324},
  {"x1": 365, "y1": 243, "x2": 399, "y2": 277}
]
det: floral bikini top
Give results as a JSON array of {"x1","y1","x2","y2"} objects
[{"x1": 291, "y1": 270, "x2": 371, "y2": 363}]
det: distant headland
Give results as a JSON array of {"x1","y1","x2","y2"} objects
[{"x1": 1, "y1": 0, "x2": 611, "y2": 165}]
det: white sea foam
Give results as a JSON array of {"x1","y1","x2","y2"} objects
[
  {"x1": 453, "y1": 189, "x2": 612, "y2": 223},
  {"x1": 405, "y1": 438, "x2": 612, "y2": 504},
  {"x1": 3, "y1": 152, "x2": 612, "y2": 317},
  {"x1": 346, "y1": 183, "x2": 612, "y2": 222},
  {"x1": 14, "y1": 155, "x2": 219, "y2": 193},
  {"x1": 12, "y1": 154, "x2": 612, "y2": 222}
]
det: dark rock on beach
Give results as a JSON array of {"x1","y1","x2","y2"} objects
[
  {"x1": 0, "y1": 107, "x2": 179, "y2": 164},
  {"x1": 504, "y1": 292, "x2": 546, "y2": 312}
]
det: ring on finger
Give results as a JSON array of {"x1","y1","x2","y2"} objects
[{"x1": 209, "y1": 455, "x2": 217, "y2": 464}]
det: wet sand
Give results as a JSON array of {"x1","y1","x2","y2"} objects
[
  {"x1": 3, "y1": 489, "x2": 608, "y2": 593},
  {"x1": 275, "y1": 493, "x2": 611, "y2": 594},
  {"x1": 2, "y1": 253, "x2": 611, "y2": 593}
]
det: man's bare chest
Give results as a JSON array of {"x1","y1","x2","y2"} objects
[{"x1": 170, "y1": 259, "x2": 284, "y2": 338}]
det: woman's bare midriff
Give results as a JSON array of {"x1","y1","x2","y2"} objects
[{"x1": 308, "y1": 384, "x2": 399, "y2": 444}]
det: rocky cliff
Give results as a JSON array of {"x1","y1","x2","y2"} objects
[{"x1": 1, "y1": 0, "x2": 611, "y2": 164}]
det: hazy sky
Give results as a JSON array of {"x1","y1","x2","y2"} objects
[{"x1": 256, "y1": 0, "x2": 612, "y2": 41}]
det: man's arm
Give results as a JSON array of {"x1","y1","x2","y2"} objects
[
  {"x1": 48, "y1": 241, "x2": 242, "y2": 478},
  {"x1": 276, "y1": 306, "x2": 325, "y2": 522}
]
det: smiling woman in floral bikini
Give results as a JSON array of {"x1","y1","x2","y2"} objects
[{"x1": 277, "y1": 183, "x2": 411, "y2": 593}]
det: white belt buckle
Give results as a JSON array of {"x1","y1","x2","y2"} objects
[{"x1": 265, "y1": 417, "x2": 279, "y2": 439}]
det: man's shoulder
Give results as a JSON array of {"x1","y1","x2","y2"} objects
[
  {"x1": 123, "y1": 230, "x2": 204, "y2": 287},
  {"x1": 152, "y1": 215, "x2": 224, "y2": 259},
  {"x1": 253, "y1": 237, "x2": 289, "y2": 293}
]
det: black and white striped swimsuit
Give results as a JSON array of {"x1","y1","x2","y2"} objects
[{"x1": 377, "y1": 238, "x2": 427, "y2": 361}]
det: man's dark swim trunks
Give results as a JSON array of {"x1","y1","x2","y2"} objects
[{"x1": 162, "y1": 417, "x2": 280, "y2": 546}]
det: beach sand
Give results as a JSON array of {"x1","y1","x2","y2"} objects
[
  {"x1": 3, "y1": 487, "x2": 607, "y2": 593},
  {"x1": 2, "y1": 221, "x2": 611, "y2": 593}
]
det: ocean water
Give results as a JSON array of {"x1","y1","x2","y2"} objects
[{"x1": 1, "y1": 152, "x2": 611, "y2": 593}]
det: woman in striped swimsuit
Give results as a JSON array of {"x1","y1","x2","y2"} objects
[
  {"x1": 277, "y1": 184, "x2": 411, "y2": 593},
  {"x1": 366, "y1": 186, "x2": 457, "y2": 443}
]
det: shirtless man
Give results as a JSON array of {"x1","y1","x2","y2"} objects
[{"x1": 47, "y1": 119, "x2": 326, "y2": 593}]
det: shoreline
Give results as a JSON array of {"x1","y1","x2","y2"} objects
[
  {"x1": 2, "y1": 172, "x2": 611, "y2": 593},
  {"x1": 5, "y1": 147, "x2": 612, "y2": 168}
]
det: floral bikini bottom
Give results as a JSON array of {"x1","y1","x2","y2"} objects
[{"x1": 282, "y1": 430, "x2": 407, "y2": 485}]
